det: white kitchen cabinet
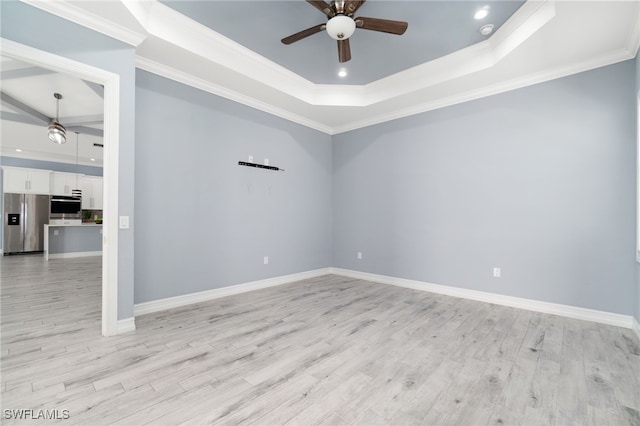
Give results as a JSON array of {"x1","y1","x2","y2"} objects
[
  {"x1": 2, "y1": 167, "x2": 51, "y2": 194},
  {"x1": 80, "y1": 176, "x2": 103, "y2": 210},
  {"x1": 50, "y1": 172, "x2": 82, "y2": 196}
]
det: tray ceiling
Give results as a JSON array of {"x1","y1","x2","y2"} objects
[{"x1": 6, "y1": 0, "x2": 640, "y2": 137}]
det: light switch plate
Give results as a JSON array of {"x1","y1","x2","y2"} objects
[{"x1": 119, "y1": 216, "x2": 130, "y2": 229}]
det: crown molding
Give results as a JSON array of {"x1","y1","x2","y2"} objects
[
  {"x1": 122, "y1": 0, "x2": 316, "y2": 103},
  {"x1": 332, "y1": 46, "x2": 636, "y2": 135},
  {"x1": 362, "y1": 0, "x2": 556, "y2": 105},
  {"x1": 122, "y1": 0, "x2": 552, "y2": 108},
  {"x1": 137, "y1": 40, "x2": 634, "y2": 137},
  {"x1": 21, "y1": 0, "x2": 147, "y2": 47},
  {"x1": 135, "y1": 56, "x2": 334, "y2": 135},
  {"x1": 15, "y1": 1, "x2": 638, "y2": 135}
]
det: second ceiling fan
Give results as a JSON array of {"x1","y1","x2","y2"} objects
[{"x1": 281, "y1": 0, "x2": 408, "y2": 63}]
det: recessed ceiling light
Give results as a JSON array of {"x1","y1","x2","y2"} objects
[
  {"x1": 479, "y1": 24, "x2": 494, "y2": 36},
  {"x1": 90, "y1": 158, "x2": 96, "y2": 162},
  {"x1": 15, "y1": 148, "x2": 22, "y2": 152},
  {"x1": 474, "y1": 7, "x2": 489, "y2": 20},
  {"x1": 338, "y1": 68, "x2": 347, "y2": 78}
]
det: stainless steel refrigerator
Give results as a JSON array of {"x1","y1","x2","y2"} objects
[{"x1": 3, "y1": 193, "x2": 50, "y2": 254}]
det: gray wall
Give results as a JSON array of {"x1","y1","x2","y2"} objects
[
  {"x1": 1, "y1": 2, "x2": 637, "y2": 323},
  {"x1": 0, "y1": 157, "x2": 103, "y2": 250},
  {"x1": 1, "y1": 1, "x2": 136, "y2": 320},
  {"x1": 636, "y1": 50, "x2": 640, "y2": 323},
  {"x1": 333, "y1": 60, "x2": 636, "y2": 316},
  {"x1": 134, "y1": 70, "x2": 332, "y2": 303}
]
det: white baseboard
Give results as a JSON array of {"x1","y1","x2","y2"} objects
[
  {"x1": 48, "y1": 251, "x2": 102, "y2": 259},
  {"x1": 633, "y1": 317, "x2": 640, "y2": 342},
  {"x1": 330, "y1": 268, "x2": 636, "y2": 330},
  {"x1": 116, "y1": 317, "x2": 136, "y2": 334},
  {"x1": 134, "y1": 267, "x2": 332, "y2": 316}
]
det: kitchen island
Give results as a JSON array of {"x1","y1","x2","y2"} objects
[{"x1": 43, "y1": 223, "x2": 103, "y2": 260}]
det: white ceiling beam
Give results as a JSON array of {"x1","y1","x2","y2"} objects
[
  {"x1": 1, "y1": 66, "x2": 56, "y2": 80},
  {"x1": 0, "y1": 91, "x2": 49, "y2": 124},
  {"x1": 67, "y1": 125, "x2": 103, "y2": 137},
  {"x1": 82, "y1": 79, "x2": 104, "y2": 99},
  {"x1": 0, "y1": 111, "x2": 45, "y2": 126},
  {"x1": 62, "y1": 114, "x2": 104, "y2": 126}
]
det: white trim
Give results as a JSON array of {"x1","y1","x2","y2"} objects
[
  {"x1": 134, "y1": 268, "x2": 331, "y2": 316},
  {"x1": 330, "y1": 268, "x2": 636, "y2": 330},
  {"x1": 125, "y1": 0, "x2": 551, "y2": 108},
  {"x1": 101, "y1": 59, "x2": 120, "y2": 338},
  {"x1": 116, "y1": 317, "x2": 136, "y2": 334},
  {"x1": 48, "y1": 251, "x2": 102, "y2": 259},
  {"x1": 123, "y1": 0, "x2": 314, "y2": 102},
  {"x1": 135, "y1": 26, "x2": 634, "y2": 136},
  {"x1": 331, "y1": 48, "x2": 635, "y2": 135},
  {"x1": 135, "y1": 57, "x2": 333, "y2": 135},
  {"x1": 0, "y1": 38, "x2": 121, "y2": 337},
  {"x1": 637, "y1": 92, "x2": 640, "y2": 264},
  {"x1": 21, "y1": 0, "x2": 147, "y2": 47},
  {"x1": 632, "y1": 317, "x2": 640, "y2": 342}
]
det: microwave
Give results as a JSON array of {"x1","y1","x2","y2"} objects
[{"x1": 50, "y1": 195, "x2": 82, "y2": 220}]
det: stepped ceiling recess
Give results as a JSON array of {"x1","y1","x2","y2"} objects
[{"x1": 1, "y1": 0, "x2": 638, "y2": 164}]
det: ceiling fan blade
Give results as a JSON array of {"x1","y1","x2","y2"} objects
[
  {"x1": 337, "y1": 39, "x2": 351, "y2": 63},
  {"x1": 281, "y1": 24, "x2": 326, "y2": 45},
  {"x1": 306, "y1": 0, "x2": 335, "y2": 17},
  {"x1": 344, "y1": 0, "x2": 366, "y2": 16},
  {"x1": 355, "y1": 17, "x2": 408, "y2": 35}
]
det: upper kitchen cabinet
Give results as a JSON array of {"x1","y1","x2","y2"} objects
[
  {"x1": 80, "y1": 176, "x2": 103, "y2": 210},
  {"x1": 50, "y1": 172, "x2": 82, "y2": 196},
  {"x1": 2, "y1": 167, "x2": 51, "y2": 194}
]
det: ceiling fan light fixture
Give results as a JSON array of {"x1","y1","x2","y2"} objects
[
  {"x1": 48, "y1": 92, "x2": 66, "y2": 144},
  {"x1": 326, "y1": 15, "x2": 356, "y2": 40}
]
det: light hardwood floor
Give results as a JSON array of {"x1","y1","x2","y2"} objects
[{"x1": 1, "y1": 255, "x2": 639, "y2": 425}]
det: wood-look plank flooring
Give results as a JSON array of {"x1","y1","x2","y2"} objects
[{"x1": 1, "y1": 255, "x2": 639, "y2": 425}]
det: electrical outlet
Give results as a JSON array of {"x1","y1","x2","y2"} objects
[
  {"x1": 357, "y1": 251, "x2": 362, "y2": 260},
  {"x1": 248, "y1": 155, "x2": 254, "y2": 163},
  {"x1": 264, "y1": 158, "x2": 269, "y2": 166},
  {"x1": 53, "y1": 230, "x2": 59, "y2": 236},
  {"x1": 493, "y1": 267, "x2": 501, "y2": 278},
  {"x1": 264, "y1": 256, "x2": 269, "y2": 265}
]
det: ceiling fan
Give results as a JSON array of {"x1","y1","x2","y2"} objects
[{"x1": 281, "y1": 0, "x2": 408, "y2": 63}]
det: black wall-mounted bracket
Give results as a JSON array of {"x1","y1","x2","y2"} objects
[{"x1": 238, "y1": 161, "x2": 284, "y2": 172}]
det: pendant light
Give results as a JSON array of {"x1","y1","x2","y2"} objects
[
  {"x1": 48, "y1": 93, "x2": 66, "y2": 144},
  {"x1": 72, "y1": 132, "x2": 82, "y2": 199}
]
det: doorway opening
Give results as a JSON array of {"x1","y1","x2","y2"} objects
[{"x1": 2, "y1": 38, "x2": 121, "y2": 336}]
